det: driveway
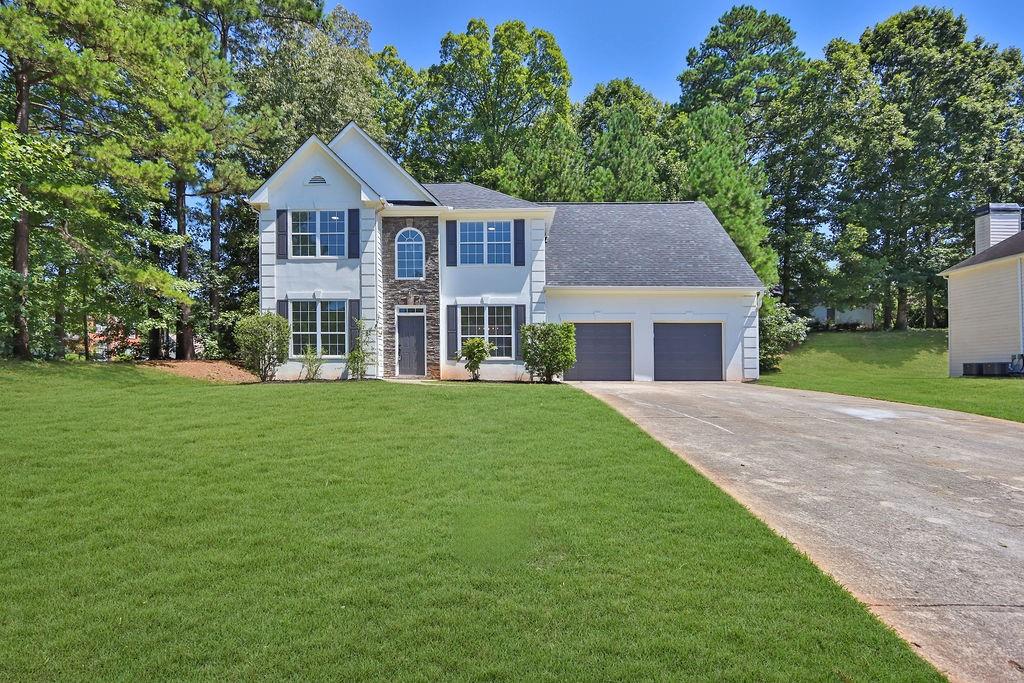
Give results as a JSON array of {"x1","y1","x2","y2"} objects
[{"x1": 576, "y1": 381, "x2": 1024, "y2": 682}]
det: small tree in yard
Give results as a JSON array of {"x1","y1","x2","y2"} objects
[
  {"x1": 459, "y1": 337, "x2": 494, "y2": 381},
  {"x1": 759, "y1": 296, "x2": 808, "y2": 371},
  {"x1": 521, "y1": 322, "x2": 576, "y2": 383},
  {"x1": 235, "y1": 313, "x2": 290, "y2": 382},
  {"x1": 346, "y1": 319, "x2": 374, "y2": 380},
  {"x1": 300, "y1": 344, "x2": 324, "y2": 381}
]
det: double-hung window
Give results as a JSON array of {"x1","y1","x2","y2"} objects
[
  {"x1": 459, "y1": 305, "x2": 513, "y2": 358},
  {"x1": 458, "y1": 220, "x2": 512, "y2": 265},
  {"x1": 396, "y1": 228, "x2": 424, "y2": 278},
  {"x1": 290, "y1": 210, "x2": 346, "y2": 257},
  {"x1": 290, "y1": 300, "x2": 346, "y2": 357}
]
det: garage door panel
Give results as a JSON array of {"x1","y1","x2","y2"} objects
[
  {"x1": 564, "y1": 323, "x2": 631, "y2": 381},
  {"x1": 654, "y1": 322, "x2": 723, "y2": 381}
]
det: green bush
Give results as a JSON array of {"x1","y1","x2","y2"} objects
[
  {"x1": 300, "y1": 344, "x2": 324, "y2": 381},
  {"x1": 521, "y1": 322, "x2": 576, "y2": 383},
  {"x1": 346, "y1": 318, "x2": 373, "y2": 380},
  {"x1": 235, "y1": 312, "x2": 290, "y2": 382},
  {"x1": 759, "y1": 296, "x2": 808, "y2": 371},
  {"x1": 458, "y1": 337, "x2": 494, "y2": 381}
]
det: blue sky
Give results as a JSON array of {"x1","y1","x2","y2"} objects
[{"x1": 336, "y1": 0, "x2": 1024, "y2": 102}]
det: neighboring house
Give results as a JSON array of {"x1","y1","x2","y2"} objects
[
  {"x1": 247, "y1": 122, "x2": 764, "y2": 381},
  {"x1": 809, "y1": 305, "x2": 875, "y2": 328},
  {"x1": 941, "y1": 203, "x2": 1024, "y2": 376}
]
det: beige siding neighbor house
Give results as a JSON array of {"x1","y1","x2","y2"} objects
[{"x1": 941, "y1": 203, "x2": 1024, "y2": 376}]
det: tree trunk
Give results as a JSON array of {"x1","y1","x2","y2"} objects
[
  {"x1": 11, "y1": 58, "x2": 32, "y2": 359},
  {"x1": 81, "y1": 271, "x2": 89, "y2": 361},
  {"x1": 882, "y1": 281, "x2": 894, "y2": 330},
  {"x1": 924, "y1": 282, "x2": 935, "y2": 329},
  {"x1": 148, "y1": 208, "x2": 163, "y2": 359},
  {"x1": 210, "y1": 193, "x2": 221, "y2": 330},
  {"x1": 175, "y1": 178, "x2": 195, "y2": 360},
  {"x1": 54, "y1": 260, "x2": 66, "y2": 358},
  {"x1": 895, "y1": 286, "x2": 909, "y2": 331}
]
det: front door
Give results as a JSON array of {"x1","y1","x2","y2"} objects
[{"x1": 397, "y1": 314, "x2": 425, "y2": 376}]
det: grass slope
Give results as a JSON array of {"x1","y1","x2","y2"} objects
[
  {"x1": 761, "y1": 330, "x2": 1024, "y2": 422},
  {"x1": 0, "y1": 363, "x2": 939, "y2": 680}
]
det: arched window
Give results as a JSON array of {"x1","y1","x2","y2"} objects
[{"x1": 396, "y1": 229, "x2": 424, "y2": 279}]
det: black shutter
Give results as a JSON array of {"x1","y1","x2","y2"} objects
[
  {"x1": 513, "y1": 219, "x2": 525, "y2": 266},
  {"x1": 347, "y1": 299, "x2": 360, "y2": 352},
  {"x1": 276, "y1": 299, "x2": 288, "y2": 319},
  {"x1": 347, "y1": 208, "x2": 360, "y2": 258},
  {"x1": 514, "y1": 304, "x2": 526, "y2": 360},
  {"x1": 447, "y1": 305, "x2": 459, "y2": 359},
  {"x1": 276, "y1": 209, "x2": 288, "y2": 258},
  {"x1": 446, "y1": 220, "x2": 457, "y2": 266}
]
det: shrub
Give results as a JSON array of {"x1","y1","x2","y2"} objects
[
  {"x1": 235, "y1": 312, "x2": 289, "y2": 382},
  {"x1": 459, "y1": 337, "x2": 495, "y2": 381},
  {"x1": 300, "y1": 344, "x2": 324, "y2": 381},
  {"x1": 521, "y1": 322, "x2": 576, "y2": 383},
  {"x1": 346, "y1": 319, "x2": 374, "y2": 380},
  {"x1": 759, "y1": 296, "x2": 809, "y2": 372}
]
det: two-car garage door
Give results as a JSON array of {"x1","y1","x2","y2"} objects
[{"x1": 563, "y1": 322, "x2": 723, "y2": 381}]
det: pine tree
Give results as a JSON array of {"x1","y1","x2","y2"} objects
[
  {"x1": 676, "y1": 106, "x2": 777, "y2": 285},
  {"x1": 589, "y1": 104, "x2": 663, "y2": 201}
]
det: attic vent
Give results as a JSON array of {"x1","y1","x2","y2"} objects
[{"x1": 308, "y1": 175, "x2": 327, "y2": 185}]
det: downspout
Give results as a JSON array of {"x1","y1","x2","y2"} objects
[{"x1": 1018, "y1": 257, "x2": 1024, "y2": 356}]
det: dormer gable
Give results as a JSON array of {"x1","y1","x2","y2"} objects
[
  {"x1": 248, "y1": 136, "x2": 381, "y2": 208},
  {"x1": 328, "y1": 122, "x2": 437, "y2": 205}
]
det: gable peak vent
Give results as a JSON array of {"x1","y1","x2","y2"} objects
[{"x1": 307, "y1": 175, "x2": 327, "y2": 185}]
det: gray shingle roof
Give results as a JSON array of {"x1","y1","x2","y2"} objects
[
  {"x1": 542, "y1": 202, "x2": 763, "y2": 289},
  {"x1": 943, "y1": 229, "x2": 1024, "y2": 273},
  {"x1": 423, "y1": 182, "x2": 538, "y2": 209}
]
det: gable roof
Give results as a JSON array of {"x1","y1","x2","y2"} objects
[
  {"x1": 941, "y1": 229, "x2": 1024, "y2": 274},
  {"x1": 542, "y1": 202, "x2": 763, "y2": 289},
  {"x1": 423, "y1": 182, "x2": 538, "y2": 209},
  {"x1": 329, "y1": 122, "x2": 438, "y2": 205},
  {"x1": 248, "y1": 135, "x2": 381, "y2": 207}
]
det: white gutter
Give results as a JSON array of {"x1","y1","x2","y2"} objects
[{"x1": 544, "y1": 285, "x2": 766, "y2": 294}]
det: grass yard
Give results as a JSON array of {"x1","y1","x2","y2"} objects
[
  {"x1": 0, "y1": 363, "x2": 939, "y2": 680},
  {"x1": 760, "y1": 329, "x2": 1024, "y2": 423}
]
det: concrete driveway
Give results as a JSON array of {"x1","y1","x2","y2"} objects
[{"x1": 576, "y1": 381, "x2": 1024, "y2": 682}]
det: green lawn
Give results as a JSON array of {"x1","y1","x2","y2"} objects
[
  {"x1": 760, "y1": 329, "x2": 1024, "y2": 422},
  {"x1": 0, "y1": 363, "x2": 939, "y2": 681}
]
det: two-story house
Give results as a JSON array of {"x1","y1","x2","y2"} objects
[{"x1": 247, "y1": 122, "x2": 764, "y2": 381}]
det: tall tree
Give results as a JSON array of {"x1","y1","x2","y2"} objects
[
  {"x1": 1, "y1": 0, "x2": 212, "y2": 358},
  {"x1": 491, "y1": 113, "x2": 592, "y2": 202},
  {"x1": 828, "y1": 8, "x2": 1024, "y2": 328},
  {"x1": 589, "y1": 104, "x2": 663, "y2": 201},
  {"x1": 416, "y1": 19, "x2": 570, "y2": 182},
  {"x1": 678, "y1": 5, "x2": 804, "y2": 162},
  {"x1": 676, "y1": 105, "x2": 778, "y2": 285}
]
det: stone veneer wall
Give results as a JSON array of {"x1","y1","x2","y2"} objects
[{"x1": 381, "y1": 216, "x2": 440, "y2": 378}]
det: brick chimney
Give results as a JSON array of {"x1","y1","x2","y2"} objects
[{"x1": 975, "y1": 203, "x2": 1021, "y2": 254}]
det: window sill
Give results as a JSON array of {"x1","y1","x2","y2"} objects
[{"x1": 283, "y1": 256, "x2": 352, "y2": 261}]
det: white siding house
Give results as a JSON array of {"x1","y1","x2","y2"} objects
[
  {"x1": 941, "y1": 203, "x2": 1024, "y2": 377},
  {"x1": 248, "y1": 122, "x2": 764, "y2": 381}
]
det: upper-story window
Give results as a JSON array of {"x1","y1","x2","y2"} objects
[
  {"x1": 396, "y1": 228, "x2": 424, "y2": 279},
  {"x1": 459, "y1": 220, "x2": 512, "y2": 265},
  {"x1": 289, "y1": 210, "x2": 346, "y2": 258}
]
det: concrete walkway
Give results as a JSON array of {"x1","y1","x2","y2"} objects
[{"x1": 576, "y1": 381, "x2": 1024, "y2": 682}]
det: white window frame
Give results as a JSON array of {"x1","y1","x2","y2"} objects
[
  {"x1": 458, "y1": 304, "x2": 514, "y2": 359},
  {"x1": 458, "y1": 220, "x2": 513, "y2": 266},
  {"x1": 395, "y1": 227, "x2": 425, "y2": 280},
  {"x1": 289, "y1": 299, "x2": 346, "y2": 359},
  {"x1": 288, "y1": 210, "x2": 347, "y2": 259}
]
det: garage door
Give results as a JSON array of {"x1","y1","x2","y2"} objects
[
  {"x1": 564, "y1": 323, "x2": 632, "y2": 380},
  {"x1": 653, "y1": 322, "x2": 723, "y2": 380}
]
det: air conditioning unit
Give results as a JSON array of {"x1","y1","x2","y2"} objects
[
  {"x1": 962, "y1": 363, "x2": 982, "y2": 376},
  {"x1": 982, "y1": 362, "x2": 1009, "y2": 376}
]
